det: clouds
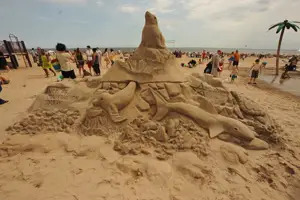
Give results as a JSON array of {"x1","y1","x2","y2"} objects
[
  {"x1": 40, "y1": 0, "x2": 88, "y2": 4},
  {"x1": 119, "y1": 5, "x2": 140, "y2": 13},
  {"x1": 96, "y1": 0, "x2": 103, "y2": 7},
  {"x1": 1, "y1": 0, "x2": 299, "y2": 49}
]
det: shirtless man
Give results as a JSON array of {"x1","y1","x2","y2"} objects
[{"x1": 248, "y1": 59, "x2": 262, "y2": 84}]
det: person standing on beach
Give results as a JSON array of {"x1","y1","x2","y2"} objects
[
  {"x1": 233, "y1": 50, "x2": 240, "y2": 69},
  {"x1": 92, "y1": 48, "x2": 101, "y2": 76},
  {"x1": 248, "y1": 59, "x2": 262, "y2": 85},
  {"x1": 228, "y1": 52, "x2": 234, "y2": 69},
  {"x1": 37, "y1": 47, "x2": 43, "y2": 67},
  {"x1": 30, "y1": 48, "x2": 38, "y2": 63},
  {"x1": 0, "y1": 51, "x2": 10, "y2": 71},
  {"x1": 75, "y1": 48, "x2": 85, "y2": 77},
  {"x1": 85, "y1": 45, "x2": 93, "y2": 74},
  {"x1": 56, "y1": 43, "x2": 76, "y2": 79},
  {"x1": 103, "y1": 48, "x2": 111, "y2": 68},
  {"x1": 211, "y1": 50, "x2": 222, "y2": 77},
  {"x1": 40, "y1": 49, "x2": 56, "y2": 78},
  {"x1": 202, "y1": 50, "x2": 207, "y2": 62}
]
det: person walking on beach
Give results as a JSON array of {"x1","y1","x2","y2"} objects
[
  {"x1": 75, "y1": 48, "x2": 85, "y2": 77},
  {"x1": 211, "y1": 50, "x2": 222, "y2": 77},
  {"x1": 85, "y1": 45, "x2": 93, "y2": 74},
  {"x1": 0, "y1": 51, "x2": 10, "y2": 71},
  {"x1": 248, "y1": 59, "x2": 262, "y2": 85},
  {"x1": 92, "y1": 48, "x2": 101, "y2": 76},
  {"x1": 56, "y1": 43, "x2": 76, "y2": 79},
  {"x1": 233, "y1": 50, "x2": 240, "y2": 69},
  {"x1": 41, "y1": 49, "x2": 56, "y2": 78}
]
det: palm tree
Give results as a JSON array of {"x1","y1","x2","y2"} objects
[{"x1": 269, "y1": 20, "x2": 300, "y2": 75}]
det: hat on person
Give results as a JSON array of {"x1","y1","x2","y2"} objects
[
  {"x1": 262, "y1": 62, "x2": 267, "y2": 65},
  {"x1": 217, "y1": 50, "x2": 222, "y2": 54}
]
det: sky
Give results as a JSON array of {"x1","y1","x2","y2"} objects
[{"x1": 0, "y1": 0, "x2": 300, "y2": 49}]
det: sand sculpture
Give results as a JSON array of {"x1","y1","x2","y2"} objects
[{"x1": 6, "y1": 11, "x2": 281, "y2": 159}]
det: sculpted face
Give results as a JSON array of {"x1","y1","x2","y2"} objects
[
  {"x1": 145, "y1": 11, "x2": 158, "y2": 25},
  {"x1": 93, "y1": 93, "x2": 110, "y2": 107},
  {"x1": 222, "y1": 117, "x2": 255, "y2": 140}
]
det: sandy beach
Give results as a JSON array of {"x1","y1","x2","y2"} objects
[{"x1": 0, "y1": 51, "x2": 299, "y2": 200}]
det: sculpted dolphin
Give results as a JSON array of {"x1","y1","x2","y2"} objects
[
  {"x1": 150, "y1": 89, "x2": 266, "y2": 145},
  {"x1": 93, "y1": 82, "x2": 136, "y2": 123}
]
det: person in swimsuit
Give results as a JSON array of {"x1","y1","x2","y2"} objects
[
  {"x1": 75, "y1": 48, "x2": 85, "y2": 77},
  {"x1": 248, "y1": 59, "x2": 261, "y2": 84}
]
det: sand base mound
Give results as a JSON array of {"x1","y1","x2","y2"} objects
[{"x1": 1, "y1": 11, "x2": 299, "y2": 200}]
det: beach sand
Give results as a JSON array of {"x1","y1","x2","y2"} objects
[{"x1": 0, "y1": 54, "x2": 299, "y2": 200}]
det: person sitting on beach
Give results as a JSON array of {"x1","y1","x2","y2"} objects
[
  {"x1": 0, "y1": 51, "x2": 10, "y2": 71},
  {"x1": 40, "y1": 49, "x2": 56, "y2": 78},
  {"x1": 75, "y1": 48, "x2": 85, "y2": 77},
  {"x1": 204, "y1": 61, "x2": 213, "y2": 74},
  {"x1": 56, "y1": 43, "x2": 76, "y2": 79},
  {"x1": 85, "y1": 46, "x2": 93, "y2": 74},
  {"x1": 188, "y1": 59, "x2": 197, "y2": 68},
  {"x1": 248, "y1": 59, "x2": 262, "y2": 85},
  {"x1": 92, "y1": 48, "x2": 101, "y2": 76},
  {"x1": 0, "y1": 75, "x2": 9, "y2": 105}
]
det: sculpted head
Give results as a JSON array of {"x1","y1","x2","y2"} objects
[
  {"x1": 92, "y1": 92, "x2": 111, "y2": 107},
  {"x1": 221, "y1": 117, "x2": 255, "y2": 141},
  {"x1": 145, "y1": 11, "x2": 158, "y2": 25}
]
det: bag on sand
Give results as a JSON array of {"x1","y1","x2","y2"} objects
[
  {"x1": 204, "y1": 62, "x2": 212, "y2": 74},
  {"x1": 51, "y1": 58, "x2": 61, "y2": 72}
]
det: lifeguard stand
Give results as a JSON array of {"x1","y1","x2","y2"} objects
[{"x1": 0, "y1": 34, "x2": 32, "y2": 69}]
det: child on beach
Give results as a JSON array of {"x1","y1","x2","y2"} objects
[
  {"x1": 41, "y1": 49, "x2": 56, "y2": 78},
  {"x1": 230, "y1": 66, "x2": 238, "y2": 83},
  {"x1": 248, "y1": 59, "x2": 262, "y2": 84}
]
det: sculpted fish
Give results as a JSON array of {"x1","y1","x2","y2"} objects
[{"x1": 151, "y1": 89, "x2": 267, "y2": 147}]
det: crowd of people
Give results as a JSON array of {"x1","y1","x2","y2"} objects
[
  {"x1": 29, "y1": 44, "x2": 122, "y2": 80},
  {"x1": 0, "y1": 46, "x2": 299, "y2": 106}
]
